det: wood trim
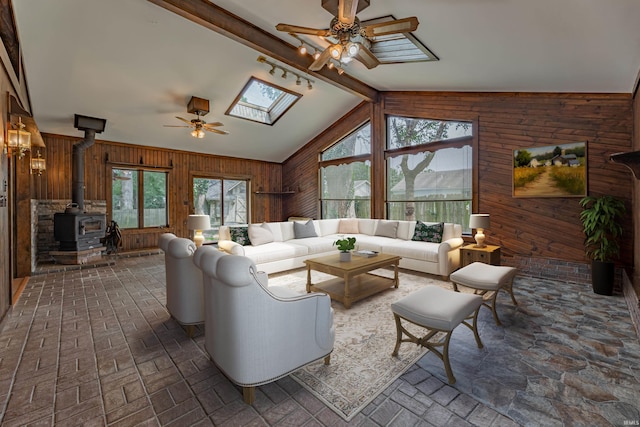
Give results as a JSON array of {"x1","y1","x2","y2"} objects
[{"x1": 146, "y1": 0, "x2": 378, "y2": 102}]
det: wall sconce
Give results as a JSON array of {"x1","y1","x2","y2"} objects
[
  {"x1": 188, "y1": 214, "x2": 210, "y2": 247},
  {"x1": 7, "y1": 116, "x2": 31, "y2": 158},
  {"x1": 30, "y1": 149, "x2": 46, "y2": 175},
  {"x1": 257, "y1": 56, "x2": 315, "y2": 90},
  {"x1": 469, "y1": 214, "x2": 490, "y2": 248}
]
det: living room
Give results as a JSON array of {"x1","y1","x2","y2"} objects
[{"x1": 1, "y1": 0, "x2": 640, "y2": 425}]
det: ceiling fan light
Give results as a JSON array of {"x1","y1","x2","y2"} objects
[
  {"x1": 191, "y1": 129, "x2": 198, "y2": 138},
  {"x1": 346, "y1": 42, "x2": 359, "y2": 57},
  {"x1": 327, "y1": 61, "x2": 335, "y2": 69},
  {"x1": 329, "y1": 44, "x2": 343, "y2": 59}
]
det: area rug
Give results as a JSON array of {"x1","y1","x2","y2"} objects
[{"x1": 268, "y1": 268, "x2": 450, "y2": 421}]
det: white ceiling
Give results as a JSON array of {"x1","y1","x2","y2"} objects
[{"x1": 12, "y1": 0, "x2": 640, "y2": 163}]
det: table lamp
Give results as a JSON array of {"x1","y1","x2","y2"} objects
[
  {"x1": 188, "y1": 214, "x2": 210, "y2": 247},
  {"x1": 469, "y1": 214, "x2": 490, "y2": 248}
]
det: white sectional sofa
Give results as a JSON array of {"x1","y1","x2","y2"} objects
[{"x1": 218, "y1": 218, "x2": 464, "y2": 278}]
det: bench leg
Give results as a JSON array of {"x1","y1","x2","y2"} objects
[{"x1": 243, "y1": 386, "x2": 255, "y2": 404}]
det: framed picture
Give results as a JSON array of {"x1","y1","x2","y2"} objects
[{"x1": 513, "y1": 142, "x2": 587, "y2": 198}]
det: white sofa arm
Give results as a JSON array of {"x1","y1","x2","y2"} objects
[
  {"x1": 438, "y1": 237, "x2": 464, "y2": 276},
  {"x1": 218, "y1": 239, "x2": 245, "y2": 256}
]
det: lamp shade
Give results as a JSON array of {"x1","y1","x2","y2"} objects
[
  {"x1": 187, "y1": 214, "x2": 210, "y2": 231},
  {"x1": 469, "y1": 214, "x2": 490, "y2": 230}
]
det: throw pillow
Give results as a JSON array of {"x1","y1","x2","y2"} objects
[
  {"x1": 338, "y1": 218, "x2": 360, "y2": 234},
  {"x1": 412, "y1": 221, "x2": 444, "y2": 243},
  {"x1": 293, "y1": 219, "x2": 318, "y2": 238},
  {"x1": 248, "y1": 223, "x2": 274, "y2": 246},
  {"x1": 229, "y1": 226, "x2": 251, "y2": 246},
  {"x1": 375, "y1": 220, "x2": 399, "y2": 238}
]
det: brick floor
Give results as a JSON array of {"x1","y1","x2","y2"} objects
[{"x1": 0, "y1": 254, "x2": 638, "y2": 426}]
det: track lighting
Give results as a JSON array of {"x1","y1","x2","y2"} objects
[
  {"x1": 313, "y1": 50, "x2": 320, "y2": 60},
  {"x1": 256, "y1": 56, "x2": 315, "y2": 90},
  {"x1": 298, "y1": 43, "x2": 307, "y2": 55},
  {"x1": 327, "y1": 61, "x2": 334, "y2": 69}
]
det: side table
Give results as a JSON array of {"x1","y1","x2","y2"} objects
[{"x1": 460, "y1": 244, "x2": 501, "y2": 267}]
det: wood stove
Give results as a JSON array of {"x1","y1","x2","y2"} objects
[{"x1": 52, "y1": 114, "x2": 107, "y2": 254}]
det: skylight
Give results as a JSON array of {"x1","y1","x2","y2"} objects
[
  {"x1": 362, "y1": 16, "x2": 438, "y2": 64},
  {"x1": 226, "y1": 77, "x2": 301, "y2": 126}
]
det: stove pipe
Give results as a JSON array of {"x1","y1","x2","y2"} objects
[{"x1": 72, "y1": 114, "x2": 107, "y2": 212}]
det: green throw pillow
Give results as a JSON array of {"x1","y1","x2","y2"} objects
[
  {"x1": 229, "y1": 227, "x2": 251, "y2": 246},
  {"x1": 412, "y1": 221, "x2": 444, "y2": 243}
]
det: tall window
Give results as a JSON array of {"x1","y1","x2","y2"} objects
[
  {"x1": 193, "y1": 177, "x2": 249, "y2": 242},
  {"x1": 111, "y1": 169, "x2": 168, "y2": 229},
  {"x1": 320, "y1": 123, "x2": 371, "y2": 219},
  {"x1": 386, "y1": 116, "x2": 473, "y2": 231}
]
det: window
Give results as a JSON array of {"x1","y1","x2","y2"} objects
[
  {"x1": 111, "y1": 168, "x2": 168, "y2": 229},
  {"x1": 386, "y1": 116, "x2": 473, "y2": 231},
  {"x1": 320, "y1": 123, "x2": 371, "y2": 219},
  {"x1": 226, "y1": 77, "x2": 301, "y2": 125},
  {"x1": 193, "y1": 177, "x2": 249, "y2": 242}
]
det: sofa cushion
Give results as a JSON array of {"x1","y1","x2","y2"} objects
[
  {"x1": 381, "y1": 240, "x2": 440, "y2": 263},
  {"x1": 338, "y1": 219, "x2": 359, "y2": 234},
  {"x1": 229, "y1": 226, "x2": 251, "y2": 246},
  {"x1": 242, "y1": 241, "x2": 308, "y2": 264},
  {"x1": 412, "y1": 221, "x2": 444, "y2": 243},
  {"x1": 288, "y1": 237, "x2": 335, "y2": 254},
  {"x1": 317, "y1": 219, "x2": 340, "y2": 236},
  {"x1": 248, "y1": 223, "x2": 275, "y2": 246},
  {"x1": 375, "y1": 220, "x2": 399, "y2": 238},
  {"x1": 294, "y1": 220, "x2": 318, "y2": 238},
  {"x1": 358, "y1": 219, "x2": 377, "y2": 235}
]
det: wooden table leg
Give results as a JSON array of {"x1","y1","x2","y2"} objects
[
  {"x1": 306, "y1": 265, "x2": 311, "y2": 293},
  {"x1": 343, "y1": 273, "x2": 352, "y2": 309},
  {"x1": 393, "y1": 261, "x2": 399, "y2": 288}
]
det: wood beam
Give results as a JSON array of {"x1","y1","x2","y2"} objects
[{"x1": 147, "y1": 0, "x2": 379, "y2": 103}]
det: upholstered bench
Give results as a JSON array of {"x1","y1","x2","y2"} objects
[
  {"x1": 449, "y1": 262, "x2": 518, "y2": 326},
  {"x1": 391, "y1": 285, "x2": 483, "y2": 384}
]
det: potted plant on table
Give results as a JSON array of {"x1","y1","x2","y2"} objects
[
  {"x1": 334, "y1": 237, "x2": 356, "y2": 262},
  {"x1": 579, "y1": 195, "x2": 626, "y2": 295}
]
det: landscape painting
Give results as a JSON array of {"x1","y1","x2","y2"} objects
[{"x1": 513, "y1": 142, "x2": 587, "y2": 198}]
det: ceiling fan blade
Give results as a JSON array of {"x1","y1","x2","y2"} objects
[
  {"x1": 206, "y1": 128, "x2": 230, "y2": 135},
  {"x1": 338, "y1": 0, "x2": 359, "y2": 25},
  {"x1": 175, "y1": 116, "x2": 193, "y2": 125},
  {"x1": 309, "y1": 47, "x2": 332, "y2": 71},
  {"x1": 353, "y1": 44, "x2": 380, "y2": 69},
  {"x1": 203, "y1": 122, "x2": 224, "y2": 128},
  {"x1": 276, "y1": 23, "x2": 331, "y2": 37},
  {"x1": 163, "y1": 125, "x2": 190, "y2": 128},
  {"x1": 363, "y1": 17, "x2": 419, "y2": 38}
]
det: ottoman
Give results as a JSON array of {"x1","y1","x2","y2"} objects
[
  {"x1": 391, "y1": 285, "x2": 483, "y2": 384},
  {"x1": 450, "y1": 262, "x2": 518, "y2": 326}
]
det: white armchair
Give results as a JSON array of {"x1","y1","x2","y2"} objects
[
  {"x1": 193, "y1": 246, "x2": 335, "y2": 404},
  {"x1": 158, "y1": 233, "x2": 204, "y2": 336}
]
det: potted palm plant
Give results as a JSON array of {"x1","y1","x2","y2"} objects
[
  {"x1": 579, "y1": 195, "x2": 626, "y2": 295},
  {"x1": 334, "y1": 237, "x2": 356, "y2": 262}
]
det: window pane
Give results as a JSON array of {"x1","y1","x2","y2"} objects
[
  {"x1": 320, "y1": 160, "x2": 371, "y2": 218},
  {"x1": 387, "y1": 116, "x2": 472, "y2": 149},
  {"x1": 193, "y1": 177, "x2": 248, "y2": 242},
  {"x1": 194, "y1": 178, "x2": 220, "y2": 242},
  {"x1": 321, "y1": 123, "x2": 371, "y2": 161},
  {"x1": 223, "y1": 180, "x2": 248, "y2": 225},
  {"x1": 112, "y1": 168, "x2": 138, "y2": 229},
  {"x1": 143, "y1": 171, "x2": 168, "y2": 227},
  {"x1": 226, "y1": 77, "x2": 301, "y2": 125},
  {"x1": 387, "y1": 201, "x2": 471, "y2": 228}
]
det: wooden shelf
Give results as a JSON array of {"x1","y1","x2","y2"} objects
[{"x1": 610, "y1": 151, "x2": 640, "y2": 180}]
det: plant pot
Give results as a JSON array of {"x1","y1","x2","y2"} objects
[
  {"x1": 339, "y1": 251, "x2": 352, "y2": 262},
  {"x1": 591, "y1": 260, "x2": 614, "y2": 295}
]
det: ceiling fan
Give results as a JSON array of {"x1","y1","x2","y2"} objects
[
  {"x1": 164, "y1": 96, "x2": 229, "y2": 138},
  {"x1": 276, "y1": 0, "x2": 419, "y2": 71}
]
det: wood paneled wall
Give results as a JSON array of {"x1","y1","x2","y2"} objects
[
  {"x1": 283, "y1": 92, "x2": 634, "y2": 267},
  {"x1": 35, "y1": 134, "x2": 283, "y2": 251}
]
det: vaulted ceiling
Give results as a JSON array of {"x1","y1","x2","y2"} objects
[{"x1": 12, "y1": 0, "x2": 640, "y2": 162}]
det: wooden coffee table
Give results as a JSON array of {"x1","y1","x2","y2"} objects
[{"x1": 304, "y1": 253, "x2": 401, "y2": 308}]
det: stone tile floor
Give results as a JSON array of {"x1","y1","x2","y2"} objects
[{"x1": 0, "y1": 254, "x2": 638, "y2": 426}]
